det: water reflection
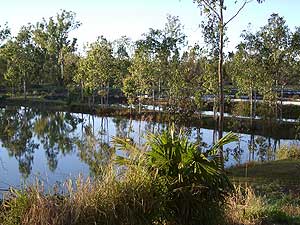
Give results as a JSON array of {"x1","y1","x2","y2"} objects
[
  {"x1": 0, "y1": 107, "x2": 38, "y2": 178},
  {"x1": 76, "y1": 123, "x2": 114, "y2": 176},
  {"x1": 34, "y1": 111, "x2": 80, "y2": 172},
  {"x1": 0, "y1": 106, "x2": 298, "y2": 189}
]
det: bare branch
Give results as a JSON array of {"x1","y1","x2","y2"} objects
[{"x1": 224, "y1": 0, "x2": 253, "y2": 27}]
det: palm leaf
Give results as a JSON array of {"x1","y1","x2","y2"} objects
[{"x1": 208, "y1": 131, "x2": 239, "y2": 156}]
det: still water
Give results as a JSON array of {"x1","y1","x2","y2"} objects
[{"x1": 0, "y1": 106, "x2": 298, "y2": 192}]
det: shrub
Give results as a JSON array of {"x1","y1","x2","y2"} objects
[
  {"x1": 146, "y1": 128, "x2": 236, "y2": 225},
  {"x1": 276, "y1": 145, "x2": 300, "y2": 160},
  {"x1": 114, "y1": 127, "x2": 237, "y2": 225}
]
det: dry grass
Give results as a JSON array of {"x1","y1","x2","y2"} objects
[
  {"x1": 226, "y1": 185, "x2": 266, "y2": 225},
  {"x1": 225, "y1": 184, "x2": 300, "y2": 225},
  {"x1": 0, "y1": 163, "x2": 166, "y2": 225}
]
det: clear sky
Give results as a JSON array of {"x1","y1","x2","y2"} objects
[{"x1": 0, "y1": 0, "x2": 299, "y2": 52}]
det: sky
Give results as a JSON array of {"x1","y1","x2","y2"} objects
[{"x1": 0, "y1": 0, "x2": 299, "y2": 52}]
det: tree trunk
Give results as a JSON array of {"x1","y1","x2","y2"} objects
[
  {"x1": 158, "y1": 78, "x2": 161, "y2": 99},
  {"x1": 254, "y1": 91, "x2": 257, "y2": 119},
  {"x1": 81, "y1": 81, "x2": 84, "y2": 102},
  {"x1": 23, "y1": 76, "x2": 27, "y2": 100},
  {"x1": 250, "y1": 86, "x2": 253, "y2": 124},
  {"x1": 106, "y1": 82, "x2": 109, "y2": 105},
  {"x1": 152, "y1": 88, "x2": 155, "y2": 109},
  {"x1": 280, "y1": 84, "x2": 284, "y2": 122},
  {"x1": 158, "y1": 79, "x2": 162, "y2": 112},
  {"x1": 218, "y1": 0, "x2": 225, "y2": 167},
  {"x1": 138, "y1": 97, "x2": 141, "y2": 114},
  {"x1": 275, "y1": 79, "x2": 278, "y2": 121},
  {"x1": 60, "y1": 50, "x2": 64, "y2": 86},
  {"x1": 249, "y1": 132, "x2": 255, "y2": 162}
]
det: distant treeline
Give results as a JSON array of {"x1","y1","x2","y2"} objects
[{"x1": 0, "y1": 11, "x2": 299, "y2": 116}]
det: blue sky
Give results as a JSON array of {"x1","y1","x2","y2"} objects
[{"x1": 0, "y1": 0, "x2": 298, "y2": 52}]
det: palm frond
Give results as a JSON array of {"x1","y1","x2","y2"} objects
[{"x1": 208, "y1": 132, "x2": 239, "y2": 156}]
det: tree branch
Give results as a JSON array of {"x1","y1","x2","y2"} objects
[
  {"x1": 224, "y1": 0, "x2": 253, "y2": 27},
  {"x1": 200, "y1": 0, "x2": 221, "y2": 20}
]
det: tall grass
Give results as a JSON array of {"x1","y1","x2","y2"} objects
[
  {"x1": 226, "y1": 184, "x2": 300, "y2": 225},
  {"x1": 1, "y1": 164, "x2": 167, "y2": 225},
  {"x1": 226, "y1": 185, "x2": 266, "y2": 225}
]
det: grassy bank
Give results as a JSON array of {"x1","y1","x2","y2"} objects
[
  {"x1": 2, "y1": 161, "x2": 300, "y2": 225},
  {"x1": 227, "y1": 159, "x2": 300, "y2": 225}
]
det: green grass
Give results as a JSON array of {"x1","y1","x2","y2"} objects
[
  {"x1": 228, "y1": 160, "x2": 300, "y2": 186},
  {"x1": 226, "y1": 160, "x2": 300, "y2": 225}
]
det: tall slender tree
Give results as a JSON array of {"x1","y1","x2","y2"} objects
[{"x1": 193, "y1": 0, "x2": 265, "y2": 165}]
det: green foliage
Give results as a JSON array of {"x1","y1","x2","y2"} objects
[
  {"x1": 0, "y1": 189, "x2": 30, "y2": 225},
  {"x1": 276, "y1": 145, "x2": 300, "y2": 160},
  {"x1": 147, "y1": 128, "x2": 236, "y2": 224},
  {"x1": 74, "y1": 36, "x2": 114, "y2": 100},
  {"x1": 114, "y1": 127, "x2": 236, "y2": 225},
  {"x1": 34, "y1": 10, "x2": 81, "y2": 86}
]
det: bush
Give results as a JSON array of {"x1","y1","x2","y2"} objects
[
  {"x1": 276, "y1": 145, "x2": 300, "y2": 160},
  {"x1": 146, "y1": 128, "x2": 236, "y2": 225}
]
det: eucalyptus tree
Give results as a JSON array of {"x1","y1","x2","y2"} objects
[
  {"x1": 134, "y1": 15, "x2": 186, "y2": 105},
  {"x1": 1, "y1": 25, "x2": 39, "y2": 99},
  {"x1": 0, "y1": 23, "x2": 11, "y2": 83},
  {"x1": 290, "y1": 27, "x2": 300, "y2": 85},
  {"x1": 112, "y1": 36, "x2": 132, "y2": 89},
  {"x1": 172, "y1": 45, "x2": 203, "y2": 114},
  {"x1": 230, "y1": 28, "x2": 264, "y2": 120},
  {"x1": 135, "y1": 30, "x2": 161, "y2": 101},
  {"x1": 127, "y1": 46, "x2": 157, "y2": 113},
  {"x1": 201, "y1": 54, "x2": 219, "y2": 119},
  {"x1": 74, "y1": 36, "x2": 114, "y2": 105},
  {"x1": 257, "y1": 14, "x2": 291, "y2": 120},
  {"x1": 33, "y1": 10, "x2": 81, "y2": 86},
  {"x1": 63, "y1": 52, "x2": 80, "y2": 90},
  {"x1": 193, "y1": 0, "x2": 265, "y2": 145}
]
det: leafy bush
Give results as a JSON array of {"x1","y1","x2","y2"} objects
[
  {"x1": 148, "y1": 129, "x2": 236, "y2": 225},
  {"x1": 114, "y1": 127, "x2": 237, "y2": 225},
  {"x1": 0, "y1": 189, "x2": 31, "y2": 225},
  {"x1": 276, "y1": 145, "x2": 300, "y2": 160}
]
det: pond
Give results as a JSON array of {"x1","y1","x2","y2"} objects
[{"x1": 0, "y1": 105, "x2": 299, "y2": 194}]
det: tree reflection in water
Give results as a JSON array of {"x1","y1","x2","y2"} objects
[
  {"x1": 0, "y1": 107, "x2": 81, "y2": 177},
  {"x1": 76, "y1": 115, "x2": 114, "y2": 177},
  {"x1": 0, "y1": 107, "x2": 38, "y2": 178},
  {"x1": 0, "y1": 106, "x2": 292, "y2": 183},
  {"x1": 34, "y1": 111, "x2": 80, "y2": 171}
]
